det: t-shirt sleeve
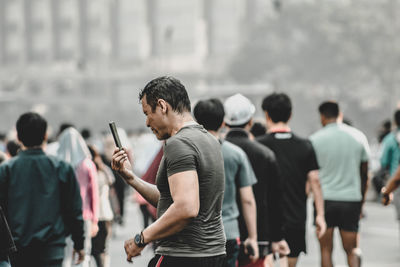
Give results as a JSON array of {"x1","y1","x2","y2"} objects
[
  {"x1": 306, "y1": 141, "x2": 319, "y2": 172},
  {"x1": 237, "y1": 152, "x2": 257, "y2": 188},
  {"x1": 164, "y1": 137, "x2": 197, "y2": 177}
]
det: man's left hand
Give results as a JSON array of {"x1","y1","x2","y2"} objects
[{"x1": 124, "y1": 238, "x2": 145, "y2": 263}]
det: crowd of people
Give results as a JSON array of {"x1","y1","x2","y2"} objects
[{"x1": 0, "y1": 76, "x2": 399, "y2": 267}]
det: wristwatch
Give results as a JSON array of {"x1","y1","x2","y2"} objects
[{"x1": 134, "y1": 231, "x2": 147, "y2": 247}]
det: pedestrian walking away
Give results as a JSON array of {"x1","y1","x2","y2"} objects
[
  {"x1": 111, "y1": 76, "x2": 226, "y2": 267},
  {"x1": 194, "y1": 98, "x2": 259, "y2": 267},
  {"x1": 257, "y1": 93, "x2": 326, "y2": 267},
  {"x1": 0, "y1": 112, "x2": 85, "y2": 267},
  {"x1": 223, "y1": 94, "x2": 291, "y2": 267},
  {"x1": 310, "y1": 101, "x2": 370, "y2": 267}
]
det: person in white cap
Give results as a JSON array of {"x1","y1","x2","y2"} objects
[{"x1": 224, "y1": 93, "x2": 290, "y2": 267}]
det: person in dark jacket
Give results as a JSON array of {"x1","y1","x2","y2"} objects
[
  {"x1": 0, "y1": 112, "x2": 85, "y2": 267},
  {"x1": 223, "y1": 94, "x2": 290, "y2": 266}
]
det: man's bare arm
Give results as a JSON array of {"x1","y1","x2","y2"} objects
[
  {"x1": 382, "y1": 165, "x2": 400, "y2": 205},
  {"x1": 142, "y1": 170, "x2": 199, "y2": 243},
  {"x1": 360, "y1": 162, "x2": 369, "y2": 203},
  {"x1": 239, "y1": 186, "x2": 259, "y2": 260},
  {"x1": 307, "y1": 170, "x2": 326, "y2": 238},
  {"x1": 112, "y1": 148, "x2": 159, "y2": 207}
]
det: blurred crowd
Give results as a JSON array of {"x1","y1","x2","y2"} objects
[{"x1": 0, "y1": 82, "x2": 399, "y2": 267}]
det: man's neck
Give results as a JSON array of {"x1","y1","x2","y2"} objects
[
  {"x1": 267, "y1": 122, "x2": 291, "y2": 133},
  {"x1": 208, "y1": 130, "x2": 219, "y2": 138},
  {"x1": 322, "y1": 118, "x2": 338, "y2": 127},
  {"x1": 170, "y1": 112, "x2": 197, "y2": 137}
]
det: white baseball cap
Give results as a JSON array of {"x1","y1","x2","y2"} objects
[{"x1": 224, "y1": 93, "x2": 255, "y2": 126}]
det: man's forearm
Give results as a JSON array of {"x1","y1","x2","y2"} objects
[
  {"x1": 142, "y1": 202, "x2": 193, "y2": 243},
  {"x1": 119, "y1": 170, "x2": 160, "y2": 207},
  {"x1": 360, "y1": 162, "x2": 369, "y2": 202},
  {"x1": 309, "y1": 171, "x2": 324, "y2": 217},
  {"x1": 385, "y1": 166, "x2": 400, "y2": 194},
  {"x1": 240, "y1": 187, "x2": 257, "y2": 240}
]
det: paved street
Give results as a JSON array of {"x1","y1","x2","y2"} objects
[{"x1": 109, "y1": 198, "x2": 400, "y2": 267}]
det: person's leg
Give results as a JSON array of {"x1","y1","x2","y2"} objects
[
  {"x1": 287, "y1": 257, "x2": 298, "y2": 267},
  {"x1": 318, "y1": 227, "x2": 334, "y2": 267},
  {"x1": 339, "y1": 230, "x2": 359, "y2": 267},
  {"x1": 140, "y1": 204, "x2": 150, "y2": 228}
]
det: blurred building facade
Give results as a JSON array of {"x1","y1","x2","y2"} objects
[
  {"x1": 0, "y1": 0, "x2": 275, "y2": 133},
  {"x1": 0, "y1": 0, "x2": 274, "y2": 70}
]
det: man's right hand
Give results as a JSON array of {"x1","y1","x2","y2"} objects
[
  {"x1": 243, "y1": 237, "x2": 259, "y2": 262},
  {"x1": 381, "y1": 187, "x2": 393, "y2": 206},
  {"x1": 73, "y1": 249, "x2": 85, "y2": 265},
  {"x1": 111, "y1": 148, "x2": 133, "y2": 182},
  {"x1": 271, "y1": 239, "x2": 290, "y2": 257}
]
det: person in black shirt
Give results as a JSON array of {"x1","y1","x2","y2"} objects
[
  {"x1": 223, "y1": 94, "x2": 290, "y2": 266},
  {"x1": 257, "y1": 93, "x2": 326, "y2": 267}
]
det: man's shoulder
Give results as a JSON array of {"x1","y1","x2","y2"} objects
[
  {"x1": 382, "y1": 131, "x2": 397, "y2": 146},
  {"x1": 339, "y1": 124, "x2": 368, "y2": 144},
  {"x1": 247, "y1": 137, "x2": 275, "y2": 160},
  {"x1": 256, "y1": 133, "x2": 273, "y2": 144},
  {"x1": 222, "y1": 140, "x2": 243, "y2": 154}
]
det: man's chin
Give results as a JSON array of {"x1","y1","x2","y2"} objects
[{"x1": 155, "y1": 133, "x2": 170, "y2": 140}]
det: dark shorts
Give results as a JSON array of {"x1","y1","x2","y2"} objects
[
  {"x1": 324, "y1": 200, "x2": 362, "y2": 232},
  {"x1": 283, "y1": 227, "x2": 306, "y2": 258},
  {"x1": 148, "y1": 254, "x2": 225, "y2": 267}
]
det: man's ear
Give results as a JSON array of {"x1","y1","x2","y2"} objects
[
  {"x1": 158, "y1": 99, "x2": 168, "y2": 113},
  {"x1": 338, "y1": 112, "x2": 344, "y2": 122},
  {"x1": 43, "y1": 132, "x2": 48, "y2": 143}
]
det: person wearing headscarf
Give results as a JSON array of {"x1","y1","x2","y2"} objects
[{"x1": 58, "y1": 127, "x2": 99, "y2": 267}]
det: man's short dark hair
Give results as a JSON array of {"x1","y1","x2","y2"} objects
[
  {"x1": 193, "y1": 99, "x2": 225, "y2": 131},
  {"x1": 394, "y1": 110, "x2": 400, "y2": 126},
  {"x1": 139, "y1": 76, "x2": 191, "y2": 113},
  {"x1": 261, "y1": 93, "x2": 292, "y2": 123},
  {"x1": 318, "y1": 101, "x2": 340, "y2": 119},
  {"x1": 16, "y1": 112, "x2": 47, "y2": 147}
]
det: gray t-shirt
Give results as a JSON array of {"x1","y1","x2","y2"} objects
[
  {"x1": 155, "y1": 124, "x2": 226, "y2": 257},
  {"x1": 221, "y1": 141, "x2": 257, "y2": 240}
]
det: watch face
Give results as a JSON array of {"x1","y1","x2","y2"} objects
[{"x1": 134, "y1": 234, "x2": 141, "y2": 245}]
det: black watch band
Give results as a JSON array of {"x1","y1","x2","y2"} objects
[{"x1": 134, "y1": 231, "x2": 147, "y2": 247}]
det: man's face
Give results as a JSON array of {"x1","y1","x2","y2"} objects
[{"x1": 141, "y1": 96, "x2": 170, "y2": 140}]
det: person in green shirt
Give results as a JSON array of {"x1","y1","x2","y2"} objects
[
  {"x1": 380, "y1": 110, "x2": 400, "y2": 219},
  {"x1": 0, "y1": 112, "x2": 85, "y2": 267},
  {"x1": 310, "y1": 102, "x2": 369, "y2": 267}
]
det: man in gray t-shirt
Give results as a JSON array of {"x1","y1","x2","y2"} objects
[
  {"x1": 156, "y1": 124, "x2": 226, "y2": 256},
  {"x1": 112, "y1": 77, "x2": 226, "y2": 267}
]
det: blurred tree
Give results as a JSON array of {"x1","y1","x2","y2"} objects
[{"x1": 228, "y1": 0, "x2": 400, "y2": 110}]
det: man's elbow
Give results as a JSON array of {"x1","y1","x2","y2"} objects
[{"x1": 177, "y1": 200, "x2": 199, "y2": 219}]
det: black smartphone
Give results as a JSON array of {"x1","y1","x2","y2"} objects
[
  {"x1": 246, "y1": 244, "x2": 255, "y2": 256},
  {"x1": 109, "y1": 121, "x2": 122, "y2": 149}
]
